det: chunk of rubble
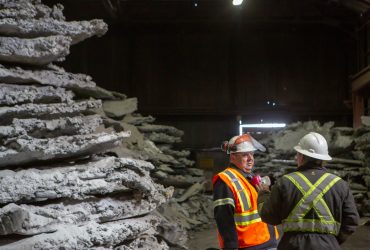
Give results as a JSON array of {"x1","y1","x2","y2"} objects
[
  {"x1": 115, "y1": 228, "x2": 169, "y2": 250},
  {"x1": 0, "y1": 35, "x2": 71, "y2": 65},
  {"x1": 0, "y1": 64, "x2": 96, "y2": 91},
  {"x1": 0, "y1": 131, "x2": 129, "y2": 168},
  {"x1": 103, "y1": 98, "x2": 138, "y2": 118},
  {"x1": 355, "y1": 132, "x2": 370, "y2": 150},
  {"x1": 122, "y1": 113, "x2": 155, "y2": 125},
  {"x1": 0, "y1": 115, "x2": 103, "y2": 139},
  {"x1": 0, "y1": 100, "x2": 101, "y2": 125},
  {"x1": 362, "y1": 116, "x2": 370, "y2": 127},
  {"x1": 0, "y1": 18, "x2": 108, "y2": 44},
  {"x1": 0, "y1": 83, "x2": 74, "y2": 105},
  {"x1": 0, "y1": 183, "x2": 172, "y2": 235},
  {"x1": 0, "y1": 156, "x2": 165, "y2": 204},
  {"x1": 138, "y1": 124, "x2": 184, "y2": 137},
  {"x1": 0, "y1": 214, "x2": 161, "y2": 250},
  {"x1": 146, "y1": 132, "x2": 181, "y2": 144},
  {"x1": 0, "y1": 0, "x2": 63, "y2": 20}
]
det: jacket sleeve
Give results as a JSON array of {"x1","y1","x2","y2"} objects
[
  {"x1": 258, "y1": 179, "x2": 284, "y2": 225},
  {"x1": 213, "y1": 178, "x2": 238, "y2": 249},
  {"x1": 336, "y1": 181, "x2": 360, "y2": 244}
]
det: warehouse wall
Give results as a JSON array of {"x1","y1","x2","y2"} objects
[{"x1": 61, "y1": 21, "x2": 354, "y2": 148}]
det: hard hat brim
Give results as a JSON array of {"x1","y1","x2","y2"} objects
[{"x1": 294, "y1": 146, "x2": 332, "y2": 161}]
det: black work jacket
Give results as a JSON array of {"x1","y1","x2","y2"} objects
[
  {"x1": 213, "y1": 164, "x2": 278, "y2": 250},
  {"x1": 258, "y1": 162, "x2": 359, "y2": 250}
]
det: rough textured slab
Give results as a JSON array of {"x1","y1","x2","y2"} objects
[
  {"x1": 0, "y1": 185, "x2": 172, "y2": 235},
  {"x1": 0, "y1": 64, "x2": 96, "y2": 90},
  {"x1": 0, "y1": 18, "x2": 108, "y2": 44},
  {"x1": 0, "y1": 214, "x2": 160, "y2": 250},
  {"x1": 103, "y1": 98, "x2": 138, "y2": 118},
  {"x1": 0, "y1": 35, "x2": 71, "y2": 65},
  {"x1": 146, "y1": 132, "x2": 182, "y2": 144},
  {"x1": 0, "y1": 131, "x2": 129, "y2": 168},
  {"x1": 0, "y1": 156, "x2": 163, "y2": 204},
  {"x1": 0, "y1": 83, "x2": 74, "y2": 105},
  {"x1": 0, "y1": 131, "x2": 130, "y2": 167},
  {"x1": 122, "y1": 113, "x2": 155, "y2": 125},
  {"x1": 0, "y1": 100, "x2": 101, "y2": 125},
  {"x1": 138, "y1": 124, "x2": 184, "y2": 137},
  {"x1": 0, "y1": 115, "x2": 103, "y2": 139},
  {"x1": 0, "y1": 0, "x2": 65, "y2": 20},
  {"x1": 114, "y1": 228, "x2": 169, "y2": 250}
]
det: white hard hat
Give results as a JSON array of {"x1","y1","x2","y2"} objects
[
  {"x1": 221, "y1": 134, "x2": 266, "y2": 154},
  {"x1": 294, "y1": 132, "x2": 332, "y2": 161}
]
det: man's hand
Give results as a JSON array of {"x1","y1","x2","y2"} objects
[{"x1": 255, "y1": 183, "x2": 270, "y2": 193}]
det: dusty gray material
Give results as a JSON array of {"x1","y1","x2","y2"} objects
[
  {"x1": 0, "y1": 214, "x2": 160, "y2": 250},
  {"x1": 0, "y1": 156, "x2": 163, "y2": 204},
  {"x1": 178, "y1": 157, "x2": 195, "y2": 167},
  {"x1": 77, "y1": 86, "x2": 116, "y2": 100},
  {"x1": 146, "y1": 132, "x2": 182, "y2": 144},
  {"x1": 103, "y1": 98, "x2": 138, "y2": 118},
  {"x1": 0, "y1": 83, "x2": 74, "y2": 105},
  {"x1": 0, "y1": 100, "x2": 101, "y2": 125},
  {"x1": 355, "y1": 132, "x2": 370, "y2": 150},
  {"x1": 176, "y1": 182, "x2": 205, "y2": 203},
  {"x1": 330, "y1": 133, "x2": 354, "y2": 154},
  {"x1": 0, "y1": 131, "x2": 129, "y2": 168},
  {"x1": 0, "y1": 0, "x2": 60, "y2": 20},
  {"x1": 114, "y1": 229, "x2": 169, "y2": 250},
  {"x1": 0, "y1": 35, "x2": 71, "y2": 65},
  {"x1": 138, "y1": 124, "x2": 184, "y2": 137},
  {"x1": 122, "y1": 113, "x2": 155, "y2": 125},
  {"x1": 331, "y1": 157, "x2": 363, "y2": 166},
  {"x1": 0, "y1": 64, "x2": 96, "y2": 90},
  {"x1": 0, "y1": 184, "x2": 172, "y2": 235},
  {"x1": 0, "y1": 18, "x2": 108, "y2": 44},
  {"x1": 362, "y1": 116, "x2": 370, "y2": 127},
  {"x1": 158, "y1": 146, "x2": 191, "y2": 158},
  {"x1": 0, "y1": 115, "x2": 103, "y2": 139}
]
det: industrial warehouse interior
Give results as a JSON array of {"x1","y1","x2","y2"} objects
[{"x1": 0, "y1": 0, "x2": 370, "y2": 249}]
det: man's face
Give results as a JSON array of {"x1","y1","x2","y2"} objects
[
  {"x1": 295, "y1": 152, "x2": 304, "y2": 167},
  {"x1": 230, "y1": 152, "x2": 254, "y2": 173}
]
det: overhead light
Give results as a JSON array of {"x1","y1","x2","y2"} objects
[
  {"x1": 232, "y1": 0, "x2": 244, "y2": 6},
  {"x1": 239, "y1": 123, "x2": 286, "y2": 135}
]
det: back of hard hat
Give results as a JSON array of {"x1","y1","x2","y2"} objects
[{"x1": 294, "y1": 132, "x2": 332, "y2": 161}]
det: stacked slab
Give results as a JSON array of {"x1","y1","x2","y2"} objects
[
  {"x1": 254, "y1": 119, "x2": 370, "y2": 217},
  {"x1": 0, "y1": 0, "x2": 173, "y2": 249},
  {"x1": 99, "y1": 93, "x2": 213, "y2": 247}
]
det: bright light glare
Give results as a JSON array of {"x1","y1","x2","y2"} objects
[
  {"x1": 239, "y1": 123, "x2": 286, "y2": 135},
  {"x1": 233, "y1": 0, "x2": 243, "y2": 6}
]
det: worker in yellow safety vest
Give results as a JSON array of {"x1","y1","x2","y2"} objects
[
  {"x1": 213, "y1": 134, "x2": 279, "y2": 250},
  {"x1": 256, "y1": 132, "x2": 359, "y2": 250}
]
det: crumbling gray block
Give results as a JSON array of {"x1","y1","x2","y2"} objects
[
  {"x1": 0, "y1": 131, "x2": 129, "y2": 168},
  {"x1": 0, "y1": 0, "x2": 65, "y2": 20},
  {"x1": 0, "y1": 18, "x2": 108, "y2": 44},
  {"x1": 138, "y1": 124, "x2": 184, "y2": 137},
  {"x1": 0, "y1": 214, "x2": 160, "y2": 250},
  {"x1": 0, "y1": 64, "x2": 96, "y2": 91},
  {"x1": 146, "y1": 132, "x2": 181, "y2": 144},
  {"x1": 0, "y1": 100, "x2": 101, "y2": 125},
  {"x1": 103, "y1": 98, "x2": 138, "y2": 118},
  {"x1": 0, "y1": 183, "x2": 172, "y2": 235},
  {"x1": 0, "y1": 115, "x2": 103, "y2": 139},
  {"x1": 0, "y1": 156, "x2": 163, "y2": 204},
  {"x1": 0, "y1": 35, "x2": 71, "y2": 65},
  {"x1": 122, "y1": 113, "x2": 155, "y2": 125},
  {"x1": 0, "y1": 83, "x2": 74, "y2": 105}
]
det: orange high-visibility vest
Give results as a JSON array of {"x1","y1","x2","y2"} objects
[{"x1": 213, "y1": 167, "x2": 279, "y2": 249}]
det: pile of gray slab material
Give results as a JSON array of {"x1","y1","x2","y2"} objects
[
  {"x1": 0, "y1": 0, "x2": 176, "y2": 249},
  {"x1": 255, "y1": 118, "x2": 370, "y2": 217}
]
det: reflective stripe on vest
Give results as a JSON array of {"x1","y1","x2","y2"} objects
[
  {"x1": 213, "y1": 198, "x2": 235, "y2": 208},
  {"x1": 220, "y1": 169, "x2": 251, "y2": 211},
  {"x1": 234, "y1": 210, "x2": 262, "y2": 226},
  {"x1": 282, "y1": 172, "x2": 341, "y2": 234}
]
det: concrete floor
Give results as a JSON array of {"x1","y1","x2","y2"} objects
[{"x1": 187, "y1": 221, "x2": 370, "y2": 250}]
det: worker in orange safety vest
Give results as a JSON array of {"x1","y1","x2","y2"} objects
[{"x1": 213, "y1": 134, "x2": 279, "y2": 250}]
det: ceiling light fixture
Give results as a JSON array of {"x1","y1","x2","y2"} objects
[{"x1": 232, "y1": 0, "x2": 244, "y2": 6}]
